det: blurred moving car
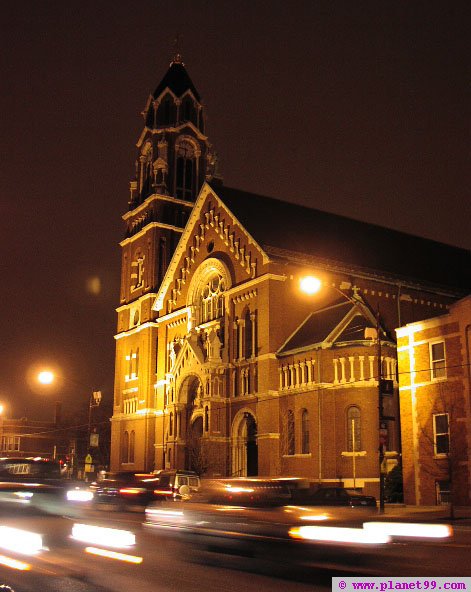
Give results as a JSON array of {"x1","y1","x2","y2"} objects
[
  {"x1": 0, "y1": 457, "x2": 93, "y2": 515},
  {"x1": 301, "y1": 487, "x2": 377, "y2": 507},
  {"x1": 145, "y1": 478, "x2": 384, "y2": 572},
  {"x1": 90, "y1": 471, "x2": 160, "y2": 508}
]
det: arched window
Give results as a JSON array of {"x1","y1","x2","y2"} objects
[
  {"x1": 347, "y1": 406, "x2": 361, "y2": 452},
  {"x1": 129, "y1": 431, "x2": 135, "y2": 463},
  {"x1": 175, "y1": 139, "x2": 196, "y2": 200},
  {"x1": 204, "y1": 406, "x2": 209, "y2": 432},
  {"x1": 169, "y1": 412, "x2": 173, "y2": 436},
  {"x1": 244, "y1": 310, "x2": 252, "y2": 358},
  {"x1": 122, "y1": 431, "x2": 129, "y2": 463},
  {"x1": 157, "y1": 95, "x2": 175, "y2": 126},
  {"x1": 181, "y1": 97, "x2": 196, "y2": 124},
  {"x1": 200, "y1": 273, "x2": 226, "y2": 323},
  {"x1": 287, "y1": 410, "x2": 295, "y2": 455},
  {"x1": 301, "y1": 409, "x2": 310, "y2": 454}
]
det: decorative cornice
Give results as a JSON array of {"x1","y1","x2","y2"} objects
[
  {"x1": 115, "y1": 321, "x2": 159, "y2": 340},
  {"x1": 123, "y1": 193, "x2": 194, "y2": 221},
  {"x1": 116, "y1": 292, "x2": 158, "y2": 313},
  {"x1": 120, "y1": 221, "x2": 184, "y2": 247}
]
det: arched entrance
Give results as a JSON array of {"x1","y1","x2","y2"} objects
[
  {"x1": 175, "y1": 374, "x2": 203, "y2": 471},
  {"x1": 187, "y1": 415, "x2": 204, "y2": 473},
  {"x1": 232, "y1": 411, "x2": 258, "y2": 477}
]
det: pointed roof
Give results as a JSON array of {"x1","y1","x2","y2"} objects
[
  {"x1": 278, "y1": 298, "x2": 388, "y2": 355},
  {"x1": 153, "y1": 60, "x2": 201, "y2": 101},
  {"x1": 210, "y1": 185, "x2": 471, "y2": 294}
]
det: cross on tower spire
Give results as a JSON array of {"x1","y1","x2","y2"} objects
[{"x1": 171, "y1": 33, "x2": 184, "y2": 65}]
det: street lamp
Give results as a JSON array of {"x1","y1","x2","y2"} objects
[
  {"x1": 299, "y1": 275, "x2": 386, "y2": 512},
  {"x1": 36, "y1": 370, "x2": 102, "y2": 478},
  {"x1": 87, "y1": 390, "x2": 102, "y2": 453}
]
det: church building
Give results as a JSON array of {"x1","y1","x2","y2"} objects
[{"x1": 110, "y1": 56, "x2": 470, "y2": 497}]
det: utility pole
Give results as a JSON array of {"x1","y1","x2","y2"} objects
[{"x1": 377, "y1": 308, "x2": 385, "y2": 513}]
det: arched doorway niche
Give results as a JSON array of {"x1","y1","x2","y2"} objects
[{"x1": 232, "y1": 410, "x2": 258, "y2": 477}]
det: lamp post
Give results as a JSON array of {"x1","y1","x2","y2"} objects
[
  {"x1": 87, "y1": 390, "x2": 102, "y2": 453},
  {"x1": 300, "y1": 275, "x2": 386, "y2": 512},
  {"x1": 36, "y1": 370, "x2": 102, "y2": 479}
]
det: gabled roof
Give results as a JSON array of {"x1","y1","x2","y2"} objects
[
  {"x1": 153, "y1": 61, "x2": 201, "y2": 101},
  {"x1": 210, "y1": 185, "x2": 471, "y2": 294},
  {"x1": 278, "y1": 298, "x2": 388, "y2": 356}
]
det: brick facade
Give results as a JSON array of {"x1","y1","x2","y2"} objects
[{"x1": 396, "y1": 296, "x2": 471, "y2": 505}]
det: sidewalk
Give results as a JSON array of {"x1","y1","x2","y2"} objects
[{"x1": 381, "y1": 504, "x2": 471, "y2": 525}]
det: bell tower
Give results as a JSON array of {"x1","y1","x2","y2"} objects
[{"x1": 110, "y1": 56, "x2": 219, "y2": 471}]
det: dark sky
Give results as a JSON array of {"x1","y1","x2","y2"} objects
[{"x1": 1, "y1": 1, "x2": 469, "y2": 420}]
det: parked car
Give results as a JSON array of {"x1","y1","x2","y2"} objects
[
  {"x1": 302, "y1": 487, "x2": 377, "y2": 507},
  {"x1": 152, "y1": 469, "x2": 201, "y2": 500}
]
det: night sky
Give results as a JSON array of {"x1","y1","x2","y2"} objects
[{"x1": 1, "y1": 1, "x2": 469, "y2": 420}]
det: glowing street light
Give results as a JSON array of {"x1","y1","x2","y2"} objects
[
  {"x1": 299, "y1": 276, "x2": 322, "y2": 295},
  {"x1": 37, "y1": 370, "x2": 55, "y2": 385}
]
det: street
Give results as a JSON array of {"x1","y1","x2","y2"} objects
[{"x1": 2, "y1": 505, "x2": 471, "y2": 592}]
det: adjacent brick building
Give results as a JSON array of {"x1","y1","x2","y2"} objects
[
  {"x1": 0, "y1": 408, "x2": 72, "y2": 462},
  {"x1": 396, "y1": 296, "x2": 471, "y2": 505}
]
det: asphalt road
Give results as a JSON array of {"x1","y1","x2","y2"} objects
[{"x1": 1, "y1": 505, "x2": 471, "y2": 592}]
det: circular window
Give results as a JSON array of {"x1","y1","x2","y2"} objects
[{"x1": 207, "y1": 240, "x2": 215, "y2": 253}]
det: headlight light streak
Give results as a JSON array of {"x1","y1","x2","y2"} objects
[
  {"x1": 66, "y1": 489, "x2": 94, "y2": 502},
  {"x1": 71, "y1": 524, "x2": 136, "y2": 548},
  {"x1": 363, "y1": 521, "x2": 453, "y2": 539},
  {"x1": 85, "y1": 547, "x2": 143, "y2": 564},
  {"x1": 0, "y1": 553, "x2": 31, "y2": 570},
  {"x1": 0, "y1": 526, "x2": 43, "y2": 555},
  {"x1": 289, "y1": 525, "x2": 390, "y2": 545}
]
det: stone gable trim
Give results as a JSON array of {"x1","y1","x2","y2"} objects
[{"x1": 154, "y1": 183, "x2": 270, "y2": 312}]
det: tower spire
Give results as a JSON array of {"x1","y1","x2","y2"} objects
[{"x1": 171, "y1": 33, "x2": 184, "y2": 65}]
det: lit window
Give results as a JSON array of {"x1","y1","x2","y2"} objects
[
  {"x1": 347, "y1": 406, "x2": 361, "y2": 452},
  {"x1": 433, "y1": 413, "x2": 449, "y2": 456},
  {"x1": 287, "y1": 410, "x2": 295, "y2": 455},
  {"x1": 1, "y1": 436, "x2": 20, "y2": 452},
  {"x1": 301, "y1": 409, "x2": 310, "y2": 454},
  {"x1": 131, "y1": 257, "x2": 144, "y2": 290},
  {"x1": 436, "y1": 479, "x2": 451, "y2": 505},
  {"x1": 200, "y1": 273, "x2": 225, "y2": 323},
  {"x1": 175, "y1": 139, "x2": 196, "y2": 200},
  {"x1": 122, "y1": 431, "x2": 129, "y2": 463},
  {"x1": 129, "y1": 431, "x2": 135, "y2": 463},
  {"x1": 430, "y1": 341, "x2": 446, "y2": 379}
]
